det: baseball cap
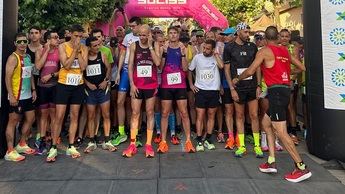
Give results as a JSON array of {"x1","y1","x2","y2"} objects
[
  {"x1": 220, "y1": 27, "x2": 236, "y2": 36},
  {"x1": 236, "y1": 22, "x2": 250, "y2": 31},
  {"x1": 196, "y1": 30, "x2": 204, "y2": 37}
]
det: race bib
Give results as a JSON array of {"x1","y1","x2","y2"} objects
[
  {"x1": 71, "y1": 59, "x2": 80, "y2": 69},
  {"x1": 200, "y1": 70, "x2": 214, "y2": 82},
  {"x1": 167, "y1": 72, "x2": 182, "y2": 85},
  {"x1": 137, "y1": 65, "x2": 152, "y2": 78},
  {"x1": 66, "y1": 73, "x2": 82, "y2": 86},
  {"x1": 237, "y1": 68, "x2": 252, "y2": 80},
  {"x1": 22, "y1": 66, "x2": 32, "y2": 78},
  {"x1": 86, "y1": 64, "x2": 101, "y2": 77}
]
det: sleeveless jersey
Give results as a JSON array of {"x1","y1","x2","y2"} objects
[
  {"x1": 11, "y1": 53, "x2": 32, "y2": 100},
  {"x1": 39, "y1": 48, "x2": 59, "y2": 87},
  {"x1": 161, "y1": 47, "x2": 186, "y2": 89},
  {"x1": 58, "y1": 43, "x2": 86, "y2": 86},
  {"x1": 133, "y1": 42, "x2": 158, "y2": 89},
  {"x1": 84, "y1": 52, "x2": 107, "y2": 86},
  {"x1": 261, "y1": 45, "x2": 291, "y2": 87}
]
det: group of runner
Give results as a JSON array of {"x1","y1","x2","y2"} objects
[{"x1": 4, "y1": 8, "x2": 311, "y2": 183}]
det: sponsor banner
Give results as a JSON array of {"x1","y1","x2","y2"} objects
[{"x1": 321, "y1": 0, "x2": 345, "y2": 110}]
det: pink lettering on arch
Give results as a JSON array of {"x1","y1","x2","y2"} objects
[{"x1": 95, "y1": 0, "x2": 229, "y2": 36}]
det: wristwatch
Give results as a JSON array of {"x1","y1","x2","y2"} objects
[{"x1": 51, "y1": 73, "x2": 55, "y2": 78}]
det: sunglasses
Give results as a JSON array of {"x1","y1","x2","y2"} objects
[
  {"x1": 196, "y1": 35, "x2": 203, "y2": 38},
  {"x1": 50, "y1": 35, "x2": 60, "y2": 39},
  {"x1": 15, "y1": 40, "x2": 29, "y2": 44},
  {"x1": 116, "y1": 29, "x2": 123, "y2": 31}
]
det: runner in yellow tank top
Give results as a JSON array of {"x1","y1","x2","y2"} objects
[
  {"x1": 4, "y1": 33, "x2": 37, "y2": 162},
  {"x1": 48, "y1": 24, "x2": 88, "y2": 163}
]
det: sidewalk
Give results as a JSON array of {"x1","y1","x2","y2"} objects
[{"x1": 0, "y1": 136, "x2": 344, "y2": 194}]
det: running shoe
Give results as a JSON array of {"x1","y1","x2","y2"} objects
[
  {"x1": 235, "y1": 146, "x2": 247, "y2": 157},
  {"x1": 66, "y1": 146, "x2": 81, "y2": 158},
  {"x1": 289, "y1": 134, "x2": 299, "y2": 145},
  {"x1": 35, "y1": 137, "x2": 41, "y2": 149},
  {"x1": 275, "y1": 142, "x2": 284, "y2": 151},
  {"x1": 261, "y1": 146, "x2": 269, "y2": 152},
  {"x1": 254, "y1": 146, "x2": 264, "y2": 158},
  {"x1": 136, "y1": 135, "x2": 143, "y2": 148},
  {"x1": 153, "y1": 134, "x2": 162, "y2": 144},
  {"x1": 284, "y1": 168, "x2": 312, "y2": 183},
  {"x1": 74, "y1": 137, "x2": 83, "y2": 148},
  {"x1": 144, "y1": 144, "x2": 155, "y2": 158},
  {"x1": 204, "y1": 140, "x2": 216, "y2": 150},
  {"x1": 217, "y1": 132, "x2": 225, "y2": 143},
  {"x1": 15, "y1": 144, "x2": 36, "y2": 155},
  {"x1": 157, "y1": 141, "x2": 169, "y2": 153},
  {"x1": 225, "y1": 137, "x2": 235, "y2": 150},
  {"x1": 102, "y1": 141, "x2": 117, "y2": 152},
  {"x1": 196, "y1": 141, "x2": 204, "y2": 152},
  {"x1": 185, "y1": 140, "x2": 196, "y2": 153},
  {"x1": 84, "y1": 142, "x2": 97, "y2": 153},
  {"x1": 36, "y1": 140, "x2": 47, "y2": 155},
  {"x1": 46, "y1": 147, "x2": 58, "y2": 162},
  {"x1": 4, "y1": 150, "x2": 25, "y2": 162},
  {"x1": 122, "y1": 144, "x2": 138, "y2": 158},
  {"x1": 171, "y1": 135, "x2": 180, "y2": 145},
  {"x1": 259, "y1": 162, "x2": 278, "y2": 173},
  {"x1": 111, "y1": 134, "x2": 128, "y2": 146}
]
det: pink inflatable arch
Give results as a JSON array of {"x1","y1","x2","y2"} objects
[{"x1": 96, "y1": 0, "x2": 229, "y2": 36}]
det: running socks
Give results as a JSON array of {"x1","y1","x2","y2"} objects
[
  {"x1": 261, "y1": 131, "x2": 267, "y2": 147},
  {"x1": 197, "y1": 136, "x2": 203, "y2": 143},
  {"x1": 146, "y1": 129, "x2": 153, "y2": 145},
  {"x1": 130, "y1": 138, "x2": 136, "y2": 145},
  {"x1": 268, "y1": 156, "x2": 275, "y2": 164},
  {"x1": 253, "y1": 132, "x2": 260, "y2": 147},
  {"x1": 296, "y1": 161, "x2": 306, "y2": 170},
  {"x1": 168, "y1": 113, "x2": 176, "y2": 136},
  {"x1": 206, "y1": 133, "x2": 212, "y2": 141},
  {"x1": 119, "y1": 125, "x2": 125, "y2": 135},
  {"x1": 154, "y1": 113, "x2": 161, "y2": 134},
  {"x1": 104, "y1": 136, "x2": 110, "y2": 142},
  {"x1": 238, "y1": 134, "x2": 245, "y2": 147}
]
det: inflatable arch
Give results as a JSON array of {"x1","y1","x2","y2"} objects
[{"x1": 96, "y1": 0, "x2": 229, "y2": 35}]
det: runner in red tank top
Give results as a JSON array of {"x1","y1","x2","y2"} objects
[
  {"x1": 123, "y1": 24, "x2": 161, "y2": 158},
  {"x1": 232, "y1": 26, "x2": 311, "y2": 183}
]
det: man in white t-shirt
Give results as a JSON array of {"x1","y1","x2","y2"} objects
[
  {"x1": 188, "y1": 39, "x2": 224, "y2": 152},
  {"x1": 112, "y1": 17, "x2": 141, "y2": 147}
]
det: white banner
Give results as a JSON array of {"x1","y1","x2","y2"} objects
[{"x1": 321, "y1": 0, "x2": 345, "y2": 110}]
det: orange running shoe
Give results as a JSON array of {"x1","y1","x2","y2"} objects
[
  {"x1": 145, "y1": 144, "x2": 155, "y2": 158},
  {"x1": 157, "y1": 141, "x2": 169, "y2": 153},
  {"x1": 170, "y1": 135, "x2": 180, "y2": 145},
  {"x1": 122, "y1": 144, "x2": 138, "y2": 158},
  {"x1": 225, "y1": 137, "x2": 235, "y2": 150},
  {"x1": 154, "y1": 134, "x2": 162, "y2": 144},
  {"x1": 184, "y1": 140, "x2": 196, "y2": 153}
]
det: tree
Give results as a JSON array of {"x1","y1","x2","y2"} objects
[
  {"x1": 211, "y1": 0, "x2": 303, "y2": 27},
  {"x1": 18, "y1": 0, "x2": 127, "y2": 31}
]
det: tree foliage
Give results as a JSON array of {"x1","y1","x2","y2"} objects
[
  {"x1": 18, "y1": 0, "x2": 126, "y2": 31},
  {"x1": 211, "y1": 0, "x2": 303, "y2": 27}
]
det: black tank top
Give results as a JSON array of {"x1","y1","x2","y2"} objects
[
  {"x1": 26, "y1": 47, "x2": 36, "y2": 64},
  {"x1": 84, "y1": 52, "x2": 107, "y2": 86}
]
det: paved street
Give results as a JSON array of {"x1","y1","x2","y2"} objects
[{"x1": 0, "y1": 138, "x2": 344, "y2": 194}]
